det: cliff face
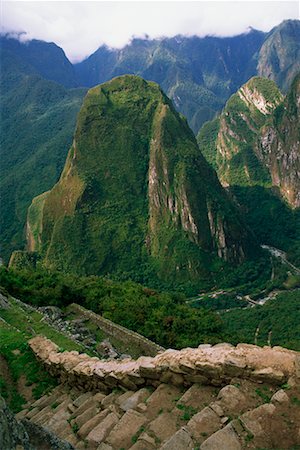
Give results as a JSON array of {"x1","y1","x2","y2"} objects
[
  {"x1": 27, "y1": 75, "x2": 256, "y2": 286},
  {"x1": 257, "y1": 20, "x2": 300, "y2": 93},
  {"x1": 198, "y1": 75, "x2": 300, "y2": 209},
  {"x1": 259, "y1": 74, "x2": 300, "y2": 208}
]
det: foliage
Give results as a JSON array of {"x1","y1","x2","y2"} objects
[
  {"x1": 0, "y1": 324, "x2": 58, "y2": 412},
  {"x1": 221, "y1": 290, "x2": 300, "y2": 351},
  {"x1": 0, "y1": 44, "x2": 86, "y2": 261},
  {"x1": 27, "y1": 75, "x2": 260, "y2": 292},
  {"x1": 0, "y1": 266, "x2": 223, "y2": 349}
]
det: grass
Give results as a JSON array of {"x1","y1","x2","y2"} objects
[
  {"x1": 176, "y1": 403, "x2": 197, "y2": 420},
  {"x1": 255, "y1": 387, "x2": 272, "y2": 403},
  {"x1": 0, "y1": 322, "x2": 58, "y2": 412},
  {"x1": 0, "y1": 298, "x2": 86, "y2": 353},
  {"x1": 131, "y1": 425, "x2": 146, "y2": 444}
]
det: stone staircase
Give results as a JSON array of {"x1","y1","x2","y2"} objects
[{"x1": 16, "y1": 375, "x2": 300, "y2": 449}]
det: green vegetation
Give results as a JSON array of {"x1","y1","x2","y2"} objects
[
  {"x1": 28, "y1": 75, "x2": 259, "y2": 292},
  {"x1": 198, "y1": 74, "x2": 300, "y2": 266},
  {"x1": 1, "y1": 263, "x2": 299, "y2": 352},
  {"x1": 0, "y1": 322, "x2": 58, "y2": 412},
  {"x1": 0, "y1": 267, "x2": 224, "y2": 349},
  {"x1": 0, "y1": 45, "x2": 85, "y2": 261},
  {"x1": 257, "y1": 20, "x2": 300, "y2": 93},
  {"x1": 221, "y1": 290, "x2": 300, "y2": 351},
  {"x1": 176, "y1": 403, "x2": 197, "y2": 420},
  {"x1": 255, "y1": 386, "x2": 272, "y2": 403}
]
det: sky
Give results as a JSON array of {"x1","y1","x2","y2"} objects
[{"x1": 1, "y1": 1, "x2": 299, "y2": 62}]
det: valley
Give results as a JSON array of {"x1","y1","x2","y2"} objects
[{"x1": 0, "y1": 14, "x2": 300, "y2": 450}]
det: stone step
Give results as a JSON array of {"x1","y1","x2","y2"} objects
[
  {"x1": 106, "y1": 409, "x2": 148, "y2": 449},
  {"x1": 200, "y1": 422, "x2": 241, "y2": 450},
  {"x1": 85, "y1": 412, "x2": 120, "y2": 448}
]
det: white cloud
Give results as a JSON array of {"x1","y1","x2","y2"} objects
[{"x1": 1, "y1": 1, "x2": 299, "y2": 62}]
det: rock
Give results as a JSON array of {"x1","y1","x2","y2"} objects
[
  {"x1": 118, "y1": 388, "x2": 149, "y2": 412},
  {"x1": 73, "y1": 405, "x2": 98, "y2": 429},
  {"x1": 160, "y1": 427, "x2": 194, "y2": 450},
  {"x1": 96, "y1": 339, "x2": 118, "y2": 359},
  {"x1": 22, "y1": 418, "x2": 75, "y2": 450},
  {"x1": 86, "y1": 412, "x2": 119, "y2": 446},
  {"x1": 0, "y1": 292, "x2": 10, "y2": 309},
  {"x1": 148, "y1": 411, "x2": 178, "y2": 442},
  {"x1": 271, "y1": 389, "x2": 289, "y2": 404},
  {"x1": 240, "y1": 403, "x2": 276, "y2": 437},
  {"x1": 217, "y1": 385, "x2": 246, "y2": 411},
  {"x1": 106, "y1": 409, "x2": 147, "y2": 448},
  {"x1": 0, "y1": 396, "x2": 30, "y2": 450},
  {"x1": 187, "y1": 406, "x2": 221, "y2": 442},
  {"x1": 97, "y1": 444, "x2": 113, "y2": 450},
  {"x1": 200, "y1": 423, "x2": 241, "y2": 450},
  {"x1": 143, "y1": 384, "x2": 182, "y2": 420},
  {"x1": 73, "y1": 392, "x2": 93, "y2": 408},
  {"x1": 209, "y1": 402, "x2": 224, "y2": 417},
  {"x1": 77, "y1": 409, "x2": 110, "y2": 439},
  {"x1": 251, "y1": 367, "x2": 285, "y2": 384}
]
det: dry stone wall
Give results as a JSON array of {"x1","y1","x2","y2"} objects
[
  {"x1": 69, "y1": 304, "x2": 164, "y2": 357},
  {"x1": 29, "y1": 336, "x2": 300, "y2": 393}
]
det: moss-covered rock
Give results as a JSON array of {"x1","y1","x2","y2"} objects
[{"x1": 28, "y1": 75, "x2": 258, "y2": 288}]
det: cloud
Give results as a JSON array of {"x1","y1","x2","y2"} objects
[{"x1": 1, "y1": 1, "x2": 299, "y2": 62}]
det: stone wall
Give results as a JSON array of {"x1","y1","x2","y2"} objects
[
  {"x1": 69, "y1": 304, "x2": 164, "y2": 357},
  {"x1": 29, "y1": 336, "x2": 300, "y2": 393}
]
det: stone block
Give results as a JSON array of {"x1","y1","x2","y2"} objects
[
  {"x1": 187, "y1": 406, "x2": 221, "y2": 442},
  {"x1": 200, "y1": 423, "x2": 241, "y2": 450},
  {"x1": 86, "y1": 412, "x2": 119, "y2": 446},
  {"x1": 160, "y1": 427, "x2": 194, "y2": 450},
  {"x1": 106, "y1": 409, "x2": 147, "y2": 449}
]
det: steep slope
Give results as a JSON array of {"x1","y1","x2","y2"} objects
[
  {"x1": 0, "y1": 35, "x2": 78, "y2": 88},
  {"x1": 198, "y1": 77, "x2": 284, "y2": 188},
  {"x1": 27, "y1": 76, "x2": 257, "y2": 288},
  {"x1": 75, "y1": 30, "x2": 265, "y2": 133},
  {"x1": 197, "y1": 75, "x2": 300, "y2": 263},
  {"x1": 257, "y1": 20, "x2": 300, "y2": 93},
  {"x1": 259, "y1": 74, "x2": 300, "y2": 208},
  {"x1": 0, "y1": 44, "x2": 86, "y2": 261}
]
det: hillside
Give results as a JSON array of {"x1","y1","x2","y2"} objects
[
  {"x1": 257, "y1": 20, "x2": 300, "y2": 93},
  {"x1": 1, "y1": 21, "x2": 299, "y2": 264},
  {"x1": 0, "y1": 42, "x2": 86, "y2": 261},
  {"x1": 197, "y1": 75, "x2": 300, "y2": 264},
  {"x1": 1, "y1": 286, "x2": 300, "y2": 449},
  {"x1": 25, "y1": 75, "x2": 261, "y2": 290}
]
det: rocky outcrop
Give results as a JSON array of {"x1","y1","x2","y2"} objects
[
  {"x1": 27, "y1": 75, "x2": 258, "y2": 288},
  {"x1": 259, "y1": 74, "x2": 300, "y2": 208},
  {"x1": 198, "y1": 74, "x2": 300, "y2": 209},
  {"x1": 0, "y1": 396, "x2": 31, "y2": 450},
  {"x1": 0, "y1": 395, "x2": 74, "y2": 450},
  {"x1": 29, "y1": 336, "x2": 300, "y2": 393},
  {"x1": 257, "y1": 20, "x2": 300, "y2": 93}
]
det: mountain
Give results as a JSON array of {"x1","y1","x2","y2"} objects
[
  {"x1": 0, "y1": 35, "x2": 78, "y2": 88},
  {"x1": 197, "y1": 75, "x2": 300, "y2": 264},
  {"x1": 1, "y1": 20, "x2": 299, "y2": 263},
  {"x1": 257, "y1": 20, "x2": 300, "y2": 93},
  {"x1": 74, "y1": 31, "x2": 266, "y2": 133},
  {"x1": 198, "y1": 76, "x2": 284, "y2": 188},
  {"x1": 26, "y1": 75, "x2": 258, "y2": 289},
  {"x1": 259, "y1": 74, "x2": 300, "y2": 208},
  {"x1": 0, "y1": 40, "x2": 86, "y2": 261}
]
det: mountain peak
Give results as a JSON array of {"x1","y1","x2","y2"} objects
[{"x1": 27, "y1": 76, "x2": 257, "y2": 289}]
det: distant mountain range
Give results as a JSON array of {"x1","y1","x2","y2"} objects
[
  {"x1": 0, "y1": 19, "x2": 299, "y2": 277},
  {"x1": 2, "y1": 20, "x2": 299, "y2": 134}
]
